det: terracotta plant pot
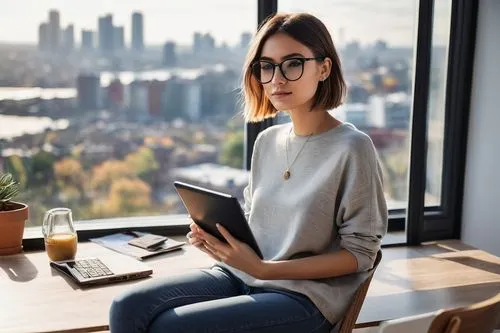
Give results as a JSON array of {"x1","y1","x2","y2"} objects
[{"x1": 0, "y1": 202, "x2": 28, "y2": 255}]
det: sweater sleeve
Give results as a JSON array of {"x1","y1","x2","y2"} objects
[
  {"x1": 242, "y1": 131, "x2": 264, "y2": 220},
  {"x1": 336, "y1": 135, "x2": 388, "y2": 272}
]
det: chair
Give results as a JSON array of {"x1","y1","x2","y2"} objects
[
  {"x1": 378, "y1": 311, "x2": 440, "y2": 333},
  {"x1": 427, "y1": 292, "x2": 500, "y2": 333},
  {"x1": 337, "y1": 250, "x2": 383, "y2": 333},
  {"x1": 378, "y1": 292, "x2": 500, "y2": 333}
]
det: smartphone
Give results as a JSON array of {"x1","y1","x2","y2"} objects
[{"x1": 128, "y1": 234, "x2": 168, "y2": 250}]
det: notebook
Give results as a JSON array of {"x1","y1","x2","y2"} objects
[{"x1": 90, "y1": 231, "x2": 186, "y2": 260}]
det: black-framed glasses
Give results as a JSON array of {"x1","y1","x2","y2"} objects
[{"x1": 250, "y1": 57, "x2": 325, "y2": 84}]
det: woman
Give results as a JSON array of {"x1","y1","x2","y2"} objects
[{"x1": 110, "y1": 12, "x2": 388, "y2": 333}]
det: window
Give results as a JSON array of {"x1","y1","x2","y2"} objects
[
  {"x1": 0, "y1": 0, "x2": 475, "y2": 248},
  {"x1": 406, "y1": 0, "x2": 476, "y2": 244},
  {"x1": 0, "y1": 1, "x2": 256, "y2": 230}
]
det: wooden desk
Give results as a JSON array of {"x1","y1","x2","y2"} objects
[
  {"x1": 1, "y1": 239, "x2": 499, "y2": 333},
  {"x1": 0, "y1": 236, "x2": 214, "y2": 333},
  {"x1": 358, "y1": 240, "x2": 500, "y2": 327}
]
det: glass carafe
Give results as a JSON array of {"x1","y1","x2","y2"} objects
[{"x1": 42, "y1": 208, "x2": 78, "y2": 261}]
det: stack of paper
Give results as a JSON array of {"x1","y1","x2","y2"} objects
[{"x1": 90, "y1": 231, "x2": 185, "y2": 260}]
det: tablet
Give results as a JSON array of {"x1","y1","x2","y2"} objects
[{"x1": 173, "y1": 181, "x2": 263, "y2": 259}]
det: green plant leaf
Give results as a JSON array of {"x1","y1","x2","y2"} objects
[{"x1": 0, "y1": 173, "x2": 21, "y2": 210}]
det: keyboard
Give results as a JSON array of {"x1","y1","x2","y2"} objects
[{"x1": 68, "y1": 258, "x2": 114, "y2": 279}]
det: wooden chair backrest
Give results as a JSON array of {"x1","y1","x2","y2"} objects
[
  {"x1": 338, "y1": 250, "x2": 383, "y2": 333},
  {"x1": 427, "y1": 292, "x2": 500, "y2": 333}
]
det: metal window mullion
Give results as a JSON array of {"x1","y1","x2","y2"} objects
[
  {"x1": 424, "y1": 0, "x2": 478, "y2": 240},
  {"x1": 245, "y1": 0, "x2": 278, "y2": 170},
  {"x1": 406, "y1": 0, "x2": 434, "y2": 245}
]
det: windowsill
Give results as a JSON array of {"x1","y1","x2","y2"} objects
[
  {"x1": 22, "y1": 214, "x2": 192, "y2": 251},
  {"x1": 23, "y1": 214, "x2": 407, "y2": 251},
  {"x1": 381, "y1": 231, "x2": 406, "y2": 246}
]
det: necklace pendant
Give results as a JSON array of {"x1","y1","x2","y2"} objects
[{"x1": 283, "y1": 169, "x2": 291, "y2": 180}]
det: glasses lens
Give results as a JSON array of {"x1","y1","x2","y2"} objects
[
  {"x1": 252, "y1": 61, "x2": 274, "y2": 83},
  {"x1": 282, "y1": 59, "x2": 304, "y2": 81}
]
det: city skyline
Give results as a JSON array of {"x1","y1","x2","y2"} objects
[{"x1": 0, "y1": 0, "x2": 451, "y2": 47}]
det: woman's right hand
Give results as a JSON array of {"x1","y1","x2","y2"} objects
[{"x1": 188, "y1": 222, "x2": 221, "y2": 261}]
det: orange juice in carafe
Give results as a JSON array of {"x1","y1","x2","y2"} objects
[
  {"x1": 44, "y1": 233, "x2": 78, "y2": 261},
  {"x1": 42, "y1": 208, "x2": 78, "y2": 261}
]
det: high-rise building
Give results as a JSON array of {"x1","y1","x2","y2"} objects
[
  {"x1": 98, "y1": 14, "x2": 114, "y2": 54},
  {"x1": 193, "y1": 33, "x2": 215, "y2": 55},
  {"x1": 203, "y1": 33, "x2": 215, "y2": 50},
  {"x1": 77, "y1": 74, "x2": 101, "y2": 110},
  {"x1": 132, "y1": 12, "x2": 144, "y2": 52},
  {"x1": 38, "y1": 23, "x2": 49, "y2": 52},
  {"x1": 81, "y1": 30, "x2": 94, "y2": 50},
  {"x1": 162, "y1": 77, "x2": 187, "y2": 120},
  {"x1": 62, "y1": 25, "x2": 75, "y2": 53},
  {"x1": 197, "y1": 71, "x2": 238, "y2": 119},
  {"x1": 148, "y1": 80, "x2": 166, "y2": 116},
  {"x1": 193, "y1": 32, "x2": 202, "y2": 54},
  {"x1": 114, "y1": 26, "x2": 125, "y2": 51},
  {"x1": 240, "y1": 32, "x2": 252, "y2": 49},
  {"x1": 368, "y1": 95, "x2": 386, "y2": 128},
  {"x1": 343, "y1": 103, "x2": 369, "y2": 128},
  {"x1": 185, "y1": 82, "x2": 201, "y2": 121},
  {"x1": 107, "y1": 79, "x2": 124, "y2": 109},
  {"x1": 48, "y1": 10, "x2": 61, "y2": 52},
  {"x1": 385, "y1": 92, "x2": 410, "y2": 129},
  {"x1": 129, "y1": 81, "x2": 149, "y2": 118},
  {"x1": 162, "y1": 41, "x2": 177, "y2": 67},
  {"x1": 197, "y1": 33, "x2": 215, "y2": 54}
]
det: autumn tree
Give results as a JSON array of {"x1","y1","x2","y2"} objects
[
  {"x1": 124, "y1": 146, "x2": 159, "y2": 182},
  {"x1": 380, "y1": 148, "x2": 409, "y2": 201},
  {"x1": 53, "y1": 158, "x2": 87, "y2": 201},
  {"x1": 93, "y1": 178, "x2": 152, "y2": 217},
  {"x1": 30, "y1": 151, "x2": 55, "y2": 186},
  {"x1": 219, "y1": 130, "x2": 244, "y2": 168},
  {"x1": 90, "y1": 160, "x2": 134, "y2": 195},
  {"x1": 5, "y1": 155, "x2": 27, "y2": 188}
]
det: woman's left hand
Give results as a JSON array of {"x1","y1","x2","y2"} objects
[{"x1": 197, "y1": 223, "x2": 265, "y2": 279}]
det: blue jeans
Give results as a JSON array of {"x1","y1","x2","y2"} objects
[{"x1": 109, "y1": 266, "x2": 332, "y2": 333}]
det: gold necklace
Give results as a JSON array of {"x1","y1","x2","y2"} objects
[{"x1": 284, "y1": 127, "x2": 313, "y2": 180}]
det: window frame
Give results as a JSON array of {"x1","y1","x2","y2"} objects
[
  {"x1": 22, "y1": 0, "x2": 478, "y2": 251},
  {"x1": 248, "y1": 0, "x2": 478, "y2": 245},
  {"x1": 407, "y1": 0, "x2": 478, "y2": 244}
]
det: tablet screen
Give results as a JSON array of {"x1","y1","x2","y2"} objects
[{"x1": 174, "y1": 181, "x2": 263, "y2": 259}]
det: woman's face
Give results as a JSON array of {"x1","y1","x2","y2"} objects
[{"x1": 257, "y1": 32, "x2": 330, "y2": 113}]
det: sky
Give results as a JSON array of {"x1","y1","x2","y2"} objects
[{"x1": 0, "y1": 0, "x2": 451, "y2": 47}]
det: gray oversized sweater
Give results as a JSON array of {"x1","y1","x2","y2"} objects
[{"x1": 219, "y1": 122, "x2": 388, "y2": 327}]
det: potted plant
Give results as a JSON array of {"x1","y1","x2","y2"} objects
[{"x1": 0, "y1": 173, "x2": 28, "y2": 255}]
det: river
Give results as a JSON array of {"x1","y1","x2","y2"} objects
[{"x1": 0, "y1": 115, "x2": 69, "y2": 139}]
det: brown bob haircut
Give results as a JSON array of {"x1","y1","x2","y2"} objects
[{"x1": 242, "y1": 13, "x2": 347, "y2": 122}]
